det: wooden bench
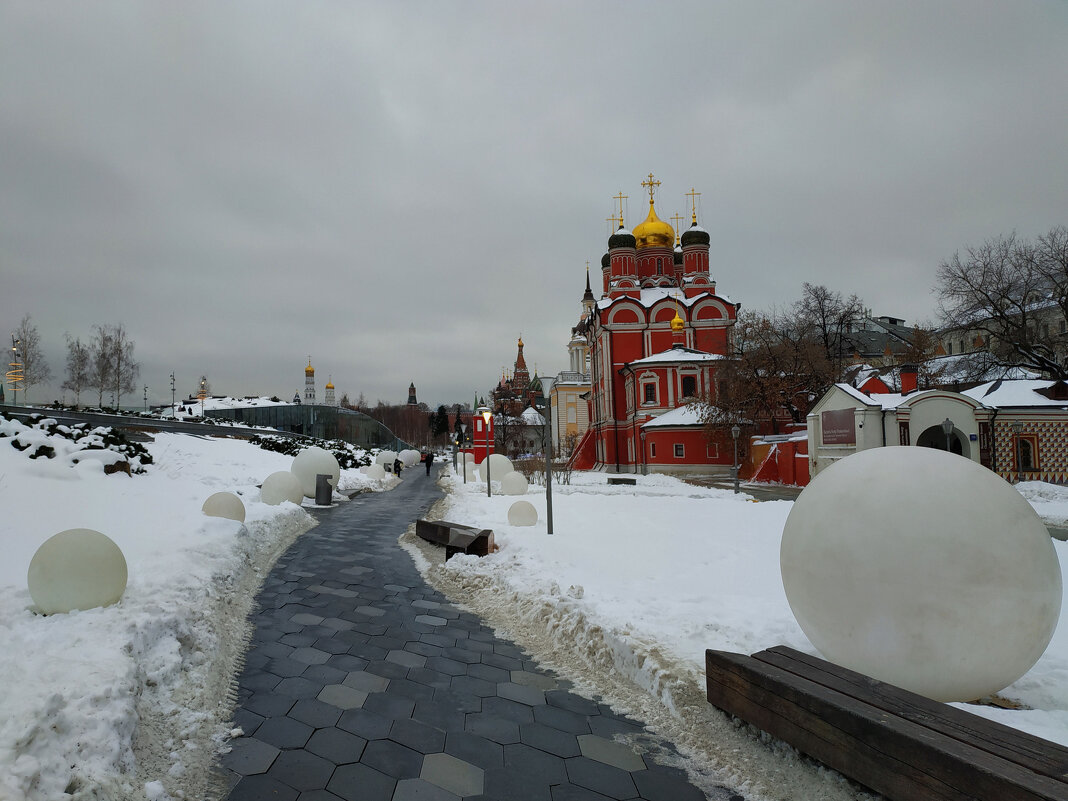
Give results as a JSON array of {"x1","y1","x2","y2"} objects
[
  {"x1": 415, "y1": 519, "x2": 494, "y2": 561},
  {"x1": 706, "y1": 645, "x2": 1068, "y2": 801},
  {"x1": 607, "y1": 476, "x2": 637, "y2": 486}
]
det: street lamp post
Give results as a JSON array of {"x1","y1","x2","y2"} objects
[
  {"x1": 143, "y1": 385, "x2": 148, "y2": 413},
  {"x1": 942, "y1": 417, "x2": 955, "y2": 454},
  {"x1": 460, "y1": 424, "x2": 468, "y2": 483},
  {"x1": 1011, "y1": 419, "x2": 1024, "y2": 483},
  {"x1": 541, "y1": 391, "x2": 554, "y2": 536},
  {"x1": 480, "y1": 407, "x2": 492, "y2": 498},
  {"x1": 731, "y1": 424, "x2": 741, "y2": 494},
  {"x1": 170, "y1": 373, "x2": 176, "y2": 418},
  {"x1": 640, "y1": 429, "x2": 647, "y2": 476}
]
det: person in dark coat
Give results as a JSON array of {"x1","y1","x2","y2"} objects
[
  {"x1": 393, "y1": 457, "x2": 402, "y2": 477},
  {"x1": 424, "y1": 450, "x2": 434, "y2": 476}
]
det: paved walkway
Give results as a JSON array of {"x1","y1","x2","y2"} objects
[{"x1": 218, "y1": 472, "x2": 743, "y2": 801}]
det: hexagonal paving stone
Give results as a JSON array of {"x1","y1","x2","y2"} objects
[
  {"x1": 389, "y1": 717, "x2": 446, "y2": 754},
  {"x1": 328, "y1": 762, "x2": 396, "y2": 801},
  {"x1": 565, "y1": 756, "x2": 638, "y2": 800},
  {"x1": 224, "y1": 736, "x2": 279, "y2": 775},
  {"x1": 254, "y1": 717, "x2": 314, "y2": 749},
  {"x1": 291, "y1": 647, "x2": 332, "y2": 665},
  {"x1": 290, "y1": 613, "x2": 325, "y2": 625},
  {"x1": 228, "y1": 773, "x2": 299, "y2": 801},
  {"x1": 576, "y1": 734, "x2": 647, "y2": 772},
  {"x1": 343, "y1": 669, "x2": 391, "y2": 693},
  {"x1": 361, "y1": 738, "x2": 424, "y2": 778},
  {"x1": 338, "y1": 708, "x2": 394, "y2": 740},
  {"x1": 267, "y1": 749, "x2": 335, "y2": 791},
  {"x1": 305, "y1": 726, "x2": 368, "y2": 765},
  {"x1": 511, "y1": 670, "x2": 559, "y2": 691},
  {"x1": 415, "y1": 614, "x2": 447, "y2": 626},
  {"x1": 318, "y1": 683, "x2": 368, "y2": 710},
  {"x1": 420, "y1": 751, "x2": 485, "y2": 796},
  {"x1": 498, "y1": 682, "x2": 546, "y2": 706},
  {"x1": 386, "y1": 649, "x2": 428, "y2": 669},
  {"x1": 288, "y1": 698, "x2": 343, "y2": 729}
]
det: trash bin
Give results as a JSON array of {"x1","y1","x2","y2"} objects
[{"x1": 315, "y1": 473, "x2": 332, "y2": 506}]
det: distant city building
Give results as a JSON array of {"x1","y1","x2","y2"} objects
[
  {"x1": 304, "y1": 358, "x2": 316, "y2": 404},
  {"x1": 551, "y1": 270, "x2": 594, "y2": 455},
  {"x1": 325, "y1": 376, "x2": 336, "y2": 407},
  {"x1": 408, "y1": 382, "x2": 418, "y2": 405}
]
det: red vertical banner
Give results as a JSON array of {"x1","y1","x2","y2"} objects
[{"x1": 978, "y1": 422, "x2": 991, "y2": 468}]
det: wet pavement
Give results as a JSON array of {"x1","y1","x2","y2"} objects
[{"x1": 218, "y1": 471, "x2": 742, "y2": 800}]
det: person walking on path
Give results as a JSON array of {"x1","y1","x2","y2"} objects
[
  {"x1": 424, "y1": 450, "x2": 434, "y2": 476},
  {"x1": 393, "y1": 456, "x2": 402, "y2": 477}
]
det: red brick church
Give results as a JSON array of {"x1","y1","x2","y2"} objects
[{"x1": 569, "y1": 175, "x2": 739, "y2": 474}]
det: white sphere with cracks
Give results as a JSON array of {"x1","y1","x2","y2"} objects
[
  {"x1": 781, "y1": 446, "x2": 1062, "y2": 702},
  {"x1": 291, "y1": 446, "x2": 340, "y2": 498},
  {"x1": 261, "y1": 471, "x2": 305, "y2": 505},
  {"x1": 202, "y1": 491, "x2": 246, "y2": 522},
  {"x1": 508, "y1": 500, "x2": 538, "y2": 527},
  {"x1": 28, "y1": 529, "x2": 128, "y2": 615},
  {"x1": 500, "y1": 471, "x2": 529, "y2": 495}
]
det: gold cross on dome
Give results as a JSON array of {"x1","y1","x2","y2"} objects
[
  {"x1": 686, "y1": 187, "x2": 701, "y2": 224},
  {"x1": 641, "y1": 173, "x2": 661, "y2": 204},
  {"x1": 671, "y1": 212, "x2": 685, "y2": 238},
  {"x1": 612, "y1": 191, "x2": 627, "y2": 226}
]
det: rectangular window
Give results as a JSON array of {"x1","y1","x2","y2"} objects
[
  {"x1": 643, "y1": 383, "x2": 656, "y2": 404},
  {"x1": 706, "y1": 443, "x2": 719, "y2": 458},
  {"x1": 947, "y1": 342, "x2": 953, "y2": 355},
  {"x1": 674, "y1": 443, "x2": 685, "y2": 458},
  {"x1": 650, "y1": 442, "x2": 656, "y2": 457},
  {"x1": 682, "y1": 375, "x2": 696, "y2": 397}
]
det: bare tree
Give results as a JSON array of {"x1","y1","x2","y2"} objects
[
  {"x1": 61, "y1": 334, "x2": 90, "y2": 406},
  {"x1": 88, "y1": 325, "x2": 114, "y2": 407},
  {"x1": 936, "y1": 227, "x2": 1068, "y2": 378},
  {"x1": 12, "y1": 314, "x2": 52, "y2": 404},
  {"x1": 794, "y1": 283, "x2": 866, "y2": 375},
  {"x1": 107, "y1": 324, "x2": 140, "y2": 408}
]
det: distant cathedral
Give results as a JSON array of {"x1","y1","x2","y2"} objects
[
  {"x1": 304, "y1": 358, "x2": 316, "y2": 404},
  {"x1": 408, "y1": 382, "x2": 417, "y2": 405}
]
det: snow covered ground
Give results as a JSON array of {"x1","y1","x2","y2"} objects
[
  {"x1": 0, "y1": 416, "x2": 1065, "y2": 800},
  {"x1": 422, "y1": 469, "x2": 1068, "y2": 758},
  {"x1": 0, "y1": 416, "x2": 386, "y2": 801}
]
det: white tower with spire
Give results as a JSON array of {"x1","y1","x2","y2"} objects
[
  {"x1": 325, "y1": 376, "x2": 336, "y2": 406},
  {"x1": 304, "y1": 358, "x2": 316, "y2": 404}
]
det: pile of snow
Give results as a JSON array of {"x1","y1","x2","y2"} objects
[
  {"x1": 0, "y1": 418, "x2": 391, "y2": 800},
  {"x1": 170, "y1": 395, "x2": 291, "y2": 419},
  {"x1": 426, "y1": 469, "x2": 1068, "y2": 755}
]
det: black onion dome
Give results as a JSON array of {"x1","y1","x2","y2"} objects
[
  {"x1": 601, "y1": 252, "x2": 610, "y2": 269},
  {"x1": 608, "y1": 225, "x2": 636, "y2": 249},
  {"x1": 681, "y1": 223, "x2": 710, "y2": 247},
  {"x1": 673, "y1": 245, "x2": 683, "y2": 265}
]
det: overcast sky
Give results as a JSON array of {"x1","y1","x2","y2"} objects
[{"x1": 3, "y1": 1, "x2": 1067, "y2": 409}]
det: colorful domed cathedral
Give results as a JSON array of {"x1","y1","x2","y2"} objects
[
  {"x1": 491, "y1": 337, "x2": 543, "y2": 416},
  {"x1": 569, "y1": 174, "x2": 739, "y2": 474}
]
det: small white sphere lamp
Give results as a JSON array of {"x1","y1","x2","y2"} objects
[
  {"x1": 365, "y1": 463, "x2": 386, "y2": 480},
  {"x1": 202, "y1": 491, "x2": 246, "y2": 522},
  {"x1": 291, "y1": 446, "x2": 340, "y2": 498},
  {"x1": 781, "y1": 446, "x2": 1062, "y2": 702},
  {"x1": 28, "y1": 529, "x2": 128, "y2": 614},
  {"x1": 400, "y1": 449, "x2": 421, "y2": 467},
  {"x1": 261, "y1": 471, "x2": 305, "y2": 505},
  {"x1": 508, "y1": 500, "x2": 538, "y2": 527},
  {"x1": 376, "y1": 450, "x2": 398, "y2": 466},
  {"x1": 500, "y1": 471, "x2": 529, "y2": 495}
]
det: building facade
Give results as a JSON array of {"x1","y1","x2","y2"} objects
[
  {"x1": 570, "y1": 176, "x2": 739, "y2": 474},
  {"x1": 550, "y1": 271, "x2": 594, "y2": 455}
]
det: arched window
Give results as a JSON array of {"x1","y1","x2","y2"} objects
[
  {"x1": 1018, "y1": 438, "x2": 1035, "y2": 472},
  {"x1": 681, "y1": 376, "x2": 696, "y2": 397}
]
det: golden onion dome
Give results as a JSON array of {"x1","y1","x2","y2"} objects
[
  {"x1": 670, "y1": 309, "x2": 686, "y2": 332},
  {"x1": 633, "y1": 202, "x2": 675, "y2": 249},
  {"x1": 325, "y1": 380, "x2": 334, "y2": 389},
  {"x1": 305, "y1": 361, "x2": 314, "y2": 375}
]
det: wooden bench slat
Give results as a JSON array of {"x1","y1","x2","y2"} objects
[
  {"x1": 707, "y1": 649, "x2": 1068, "y2": 801},
  {"x1": 755, "y1": 646, "x2": 1068, "y2": 781}
]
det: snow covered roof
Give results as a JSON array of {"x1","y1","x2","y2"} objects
[
  {"x1": 641, "y1": 404, "x2": 705, "y2": 428},
  {"x1": 596, "y1": 286, "x2": 733, "y2": 310},
  {"x1": 962, "y1": 380, "x2": 1068, "y2": 408},
  {"x1": 627, "y1": 347, "x2": 725, "y2": 366},
  {"x1": 519, "y1": 406, "x2": 546, "y2": 425}
]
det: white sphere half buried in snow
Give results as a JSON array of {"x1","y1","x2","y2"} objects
[
  {"x1": 202, "y1": 491, "x2": 246, "y2": 522},
  {"x1": 463, "y1": 461, "x2": 477, "y2": 481},
  {"x1": 508, "y1": 500, "x2": 538, "y2": 526},
  {"x1": 291, "y1": 447, "x2": 340, "y2": 498},
  {"x1": 376, "y1": 450, "x2": 398, "y2": 466},
  {"x1": 364, "y1": 463, "x2": 386, "y2": 480},
  {"x1": 400, "y1": 449, "x2": 421, "y2": 467},
  {"x1": 500, "y1": 471, "x2": 529, "y2": 495},
  {"x1": 261, "y1": 471, "x2": 304, "y2": 505},
  {"x1": 478, "y1": 453, "x2": 514, "y2": 482},
  {"x1": 780, "y1": 446, "x2": 1062, "y2": 702},
  {"x1": 28, "y1": 528, "x2": 128, "y2": 614}
]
